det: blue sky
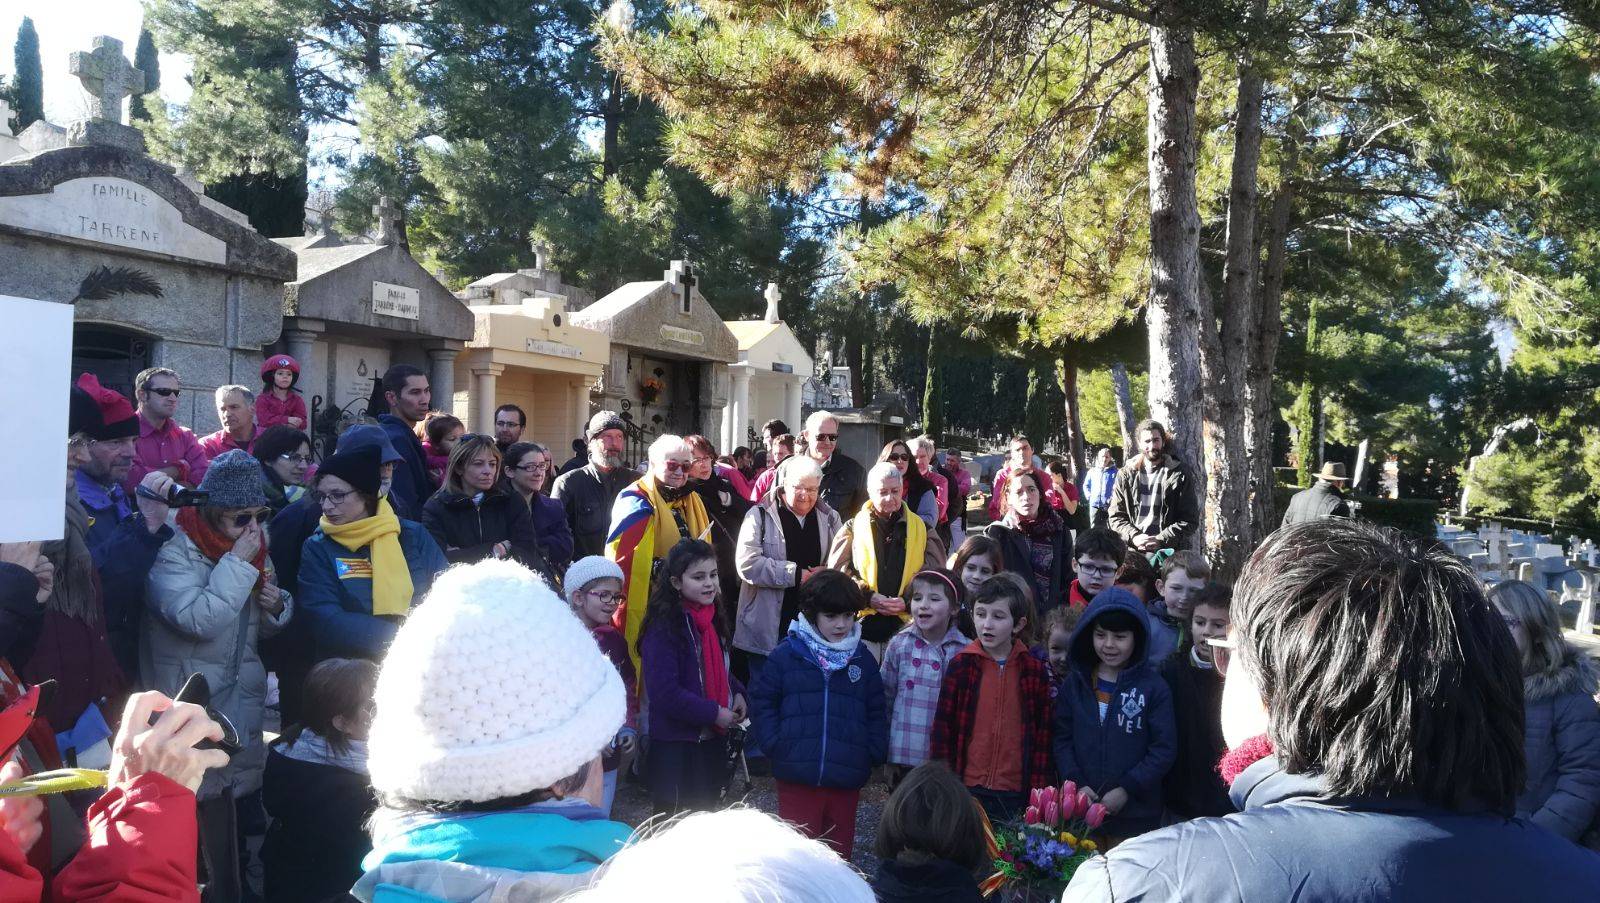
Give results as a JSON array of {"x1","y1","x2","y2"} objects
[{"x1": 2, "y1": 3, "x2": 191, "y2": 126}]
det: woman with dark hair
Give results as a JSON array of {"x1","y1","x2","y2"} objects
[
  {"x1": 983, "y1": 469, "x2": 1072, "y2": 616},
  {"x1": 1064, "y1": 520, "x2": 1600, "y2": 901},
  {"x1": 505, "y1": 441, "x2": 574, "y2": 572},
  {"x1": 873, "y1": 762, "x2": 987, "y2": 902},
  {"x1": 421, "y1": 434, "x2": 548, "y2": 575},
  {"x1": 252, "y1": 425, "x2": 313, "y2": 513},
  {"x1": 143, "y1": 449, "x2": 293, "y2": 902},
  {"x1": 297, "y1": 445, "x2": 448, "y2": 662},
  {"x1": 1488, "y1": 580, "x2": 1600, "y2": 842},
  {"x1": 879, "y1": 440, "x2": 939, "y2": 531},
  {"x1": 686, "y1": 434, "x2": 751, "y2": 620}
]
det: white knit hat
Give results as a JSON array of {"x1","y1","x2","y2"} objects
[
  {"x1": 564, "y1": 556, "x2": 625, "y2": 605},
  {"x1": 368, "y1": 559, "x2": 626, "y2": 803}
]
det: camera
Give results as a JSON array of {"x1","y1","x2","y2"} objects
[{"x1": 135, "y1": 484, "x2": 210, "y2": 507}]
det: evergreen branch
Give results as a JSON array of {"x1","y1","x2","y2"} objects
[{"x1": 70, "y1": 267, "x2": 165, "y2": 304}]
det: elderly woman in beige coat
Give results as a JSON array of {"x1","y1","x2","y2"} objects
[{"x1": 143, "y1": 450, "x2": 292, "y2": 902}]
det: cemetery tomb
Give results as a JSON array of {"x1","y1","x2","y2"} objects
[{"x1": 722, "y1": 283, "x2": 812, "y2": 452}]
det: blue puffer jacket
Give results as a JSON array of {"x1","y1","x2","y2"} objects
[
  {"x1": 1064, "y1": 754, "x2": 1600, "y2": 901},
  {"x1": 297, "y1": 519, "x2": 448, "y2": 660},
  {"x1": 1052, "y1": 587, "x2": 1176, "y2": 836},
  {"x1": 1518, "y1": 642, "x2": 1600, "y2": 841},
  {"x1": 750, "y1": 619, "x2": 888, "y2": 789}
]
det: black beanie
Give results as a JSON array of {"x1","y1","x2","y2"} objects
[
  {"x1": 315, "y1": 444, "x2": 382, "y2": 496},
  {"x1": 69, "y1": 386, "x2": 105, "y2": 437}
]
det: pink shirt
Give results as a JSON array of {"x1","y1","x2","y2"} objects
[
  {"x1": 922, "y1": 467, "x2": 950, "y2": 522},
  {"x1": 749, "y1": 466, "x2": 778, "y2": 503},
  {"x1": 129, "y1": 414, "x2": 210, "y2": 491},
  {"x1": 715, "y1": 462, "x2": 755, "y2": 500},
  {"x1": 199, "y1": 427, "x2": 261, "y2": 461},
  {"x1": 255, "y1": 390, "x2": 308, "y2": 430}
]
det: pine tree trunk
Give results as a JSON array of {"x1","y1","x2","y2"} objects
[
  {"x1": 922, "y1": 327, "x2": 944, "y2": 440},
  {"x1": 1247, "y1": 114, "x2": 1299, "y2": 537},
  {"x1": 604, "y1": 73, "x2": 623, "y2": 179},
  {"x1": 1200, "y1": 28, "x2": 1265, "y2": 580},
  {"x1": 1145, "y1": 17, "x2": 1206, "y2": 549},
  {"x1": 1060, "y1": 350, "x2": 1086, "y2": 481},
  {"x1": 1112, "y1": 362, "x2": 1138, "y2": 459},
  {"x1": 845, "y1": 332, "x2": 865, "y2": 408},
  {"x1": 1292, "y1": 299, "x2": 1321, "y2": 488}
]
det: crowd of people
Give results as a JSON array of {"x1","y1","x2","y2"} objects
[{"x1": 2, "y1": 357, "x2": 1599, "y2": 902}]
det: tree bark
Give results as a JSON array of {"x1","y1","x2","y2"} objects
[
  {"x1": 1144, "y1": 17, "x2": 1206, "y2": 549},
  {"x1": 604, "y1": 73, "x2": 623, "y2": 179},
  {"x1": 1247, "y1": 113, "x2": 1299, "y2": 537},
  {"x1": 1200, "y1": 24, "x2": 1265, "y2": 580},
  {"x1": 1061, "y1": 349, "x2": 1086, "y2": 481},
  {"x1": 1292, "y1": 298, "x2": 1322, "y2": 488},
  {"x1": 1112, "y1": 362, "x2": 1138, "y2": 459}
]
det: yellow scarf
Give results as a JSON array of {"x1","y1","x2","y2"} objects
[
  {"x1": 640, "y1": 474, "x2": 712, "y2": 556},
  {"x1": 608, "y1": 474, "x2": 712, "y2": 674},
  {"x1": 319, "y1": 497, "x2": 414, "y2": 617},
  {"x1": 851, "y1": 503, "x2": 926, "y2": 620}
]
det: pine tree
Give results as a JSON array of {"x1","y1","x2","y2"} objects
[
  {"x1": 130, "y1": 27, "x2": 161, "y2": 123},
  {"x1": 12, "y1": 18, "x2": 42, "y2": 132}
]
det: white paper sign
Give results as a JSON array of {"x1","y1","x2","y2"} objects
[
  {"x1": 372, "y1": 281, "x2": 421, "y2": 320},
  {"x1": 0, "y1": 295, "x2": 72, "y2": 541}
]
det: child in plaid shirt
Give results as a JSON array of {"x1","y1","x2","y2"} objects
[{"x1": 881, "y1": 570, "x2": 970, "y2": 785}]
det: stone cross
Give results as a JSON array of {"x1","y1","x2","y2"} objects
[
  {"x1": 69, "y1": 37, "x2": 146, "y2": 124},
  {"x1": 531, "y1": 240, "x2": 551, "y2": 270},
  {"x1": 668, "y1": 259, "x2": 697, "y2": 290},
  {"x1": 764, "y1": 282, "x2": 781, "y2": 324},
  {"x1": 374, "y1": 196, "x2": 402, "y2": 246}
]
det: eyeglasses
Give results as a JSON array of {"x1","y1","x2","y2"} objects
[
  {"x1": 146, "y1": 387, "x2": 181, "y2": 398},
  {"x1": 494, "y1": 420, "x2": 523, "y2": 429},
  {"x1": 1076, "y1": 562, "x2": 1116, "y2": 579},
  {"x1": 813, "y1": 433, "x2": 838, "y2": 442},
  {"x1": 887, "y1": 453, "x2": 910, "y2": 463},
  {"x1": 1207, "y1": 637, "x2": 1235, "y2": 677},
  {"x1": 508, "y1": 462, "x2": 546, "y2": 473},
  {"x1": 314, "y1": 488, "x2": 355, "y2": 507},
  {"x1": 278, "y1": 454, "x2": 314, "y2": 465},
  {"x1": 692, "y1": 455, "x2": 715, "y2": 465},
  {"x1": 230, "y1": 510, "x2": 271, "y2": 528},
  {"x1": 583, "y1": 590, "x2": 622, "y2": 604},
  {"x1": 661, "y1": 460, "x2": 690, "y2": 473}
]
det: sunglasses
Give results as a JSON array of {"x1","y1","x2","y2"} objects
[
  {"x1": 887, "y1": 453, "x2": 910, "y2": 463},
  {"x1": 230, "y1": 510, "x2": 271, "y2": 528},
  {"x1": 661, "y1": 460, "x2": 690, "y2": 473},
  {"x1": 147, "y1": 387, "x2": 181, "y2": 398},
  {"x1": 1207, "y1": 637, "x2": 1235, "y2": 676},
  {"x1": 813, "y1": 433, "x2": 838, "y2": 442}
]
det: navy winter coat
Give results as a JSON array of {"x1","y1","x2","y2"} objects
[
  {"x1": 377, "y1": 414, "x2": 434, "y2": 516},
  {"x1": 749, "y1": 627, "x2": 888, "y2": 789},
  {"x1": 77, "y1": 471, "x2": 173, "y2": 679},
  {"x1": 1052, "y1": 587, "x2": 1176, "y2": 836},
  {"x1": 1064, "y1": 754, "x2": 1600, "y2": 901},
  {"x1": 1518, "y1": 642, "x2": 1600, "y2": 841}
]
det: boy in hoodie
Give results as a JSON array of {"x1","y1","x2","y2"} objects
[
  {"x1": 1053, "y1": 586, "x2": 1177, "y2": 842},
  {"x1": 1159, "y1": 581, "x2": 1233, "y2": 821},
  {"x1": 354, "y1": 560, "x2": 632, "y2": 903},
  {"x1": 1068, "y1": 528, "x2": 1127, "y2": 609},
  {"x1": 750, "y1": 568, "x2": 888, "y2": 857}
]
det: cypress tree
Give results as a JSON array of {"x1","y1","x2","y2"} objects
[
  {"x1": 13, "y1": 18, "x2": 43, "y2": 132},
  {"x1": 130, "y1": 26, "x2": 161, "y2": 122}
]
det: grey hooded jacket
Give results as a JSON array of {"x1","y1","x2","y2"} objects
[{"x1": 1518, "y1": 641, "x2": 1600, "y2": 840}]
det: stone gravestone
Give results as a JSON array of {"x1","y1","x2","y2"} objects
[{"x1": 0, "y1": 36, "x2": 293, "y2": 431}]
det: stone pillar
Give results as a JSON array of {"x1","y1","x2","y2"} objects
[
  {"x1": 729, "y1": 365, "x2": 752, "y2": 453},
  {"x1": 471, "y1": 363, "x2": 504, "y2": 434},
  {"x1": 573, "y1": 378, "x2": 596, "y2": 446},
  {"x1": 281, "y1": 318, "x2": 326, "y2": 412},
  {"x1": 426, "y1": 345, "x2": 461, "y2": 409},
  {"x1": 784, "y1": 375, "x2": 803, "y2": 435}
]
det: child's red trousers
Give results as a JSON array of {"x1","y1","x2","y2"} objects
[{"x1": 775, "y1": 780, "x2": 861, "y2": 858}]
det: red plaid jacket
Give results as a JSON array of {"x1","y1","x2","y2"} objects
[{"x1": 931, "y1": 642, "x2": 1055, "y2": 791}]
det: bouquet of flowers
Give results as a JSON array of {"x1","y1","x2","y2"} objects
[
  {"x1": 980, "y1": 782, "x2": 1108, "y2": 900},
  {"x1": 640, "y1": 376, "x2": 665, "y2": 404}
]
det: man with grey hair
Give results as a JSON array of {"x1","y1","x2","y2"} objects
[
  {"x1": 199, "y1": 384, "x2": 261, "y2": 459},
  {"x1": 607, "y1": 434, "x2": 715, "y2": 658},
  {"x1": 800, "y1": 410, "x2": 866, "y2": 520},
  {"x1": 555, "y1": 410, "x2": 639, "y2": 558},
  {"x1": 828, "y1": 461, "x2": 946, "y2": 658}
]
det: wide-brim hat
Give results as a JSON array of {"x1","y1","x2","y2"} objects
[{"x1": 1317, "y1": 461, "x2": 1349, "y2": 482}]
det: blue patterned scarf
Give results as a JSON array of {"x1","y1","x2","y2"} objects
[{"x1": 788, "y1": 616, "x2": 861, "y2": 673}]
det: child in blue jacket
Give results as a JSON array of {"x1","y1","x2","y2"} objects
[
  {"x1": 750, "y1": 568, "x2": 888, "y2": 857},
  {"x1": 1052, "y1": 586, "x2": 1177, "y2": 840}
]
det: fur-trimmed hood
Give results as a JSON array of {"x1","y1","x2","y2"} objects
[{"x1": 1525, "y1": 642, "x2": 1599, "y2": 702}]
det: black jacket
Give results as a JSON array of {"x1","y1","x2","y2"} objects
[
  {"x1": 0, "y1": 562, "x2": 44, "y2": 665},
  {"x1": 262, "y1": 742, "x2": 376, "y2": 903},
  {"x1": 421, "y1": 487, "x2": 548, "y2": 575},
  {"x1": 551, "y1": 462, "x2": 639, "y2": 558},
  {"x1": 983, "y1": 513, "x2": 1073, "y2": 616},
  {"x1": 819, "y1": 452, "x2": 868, "y2": 520},
  {"x1": 377, "y1": 414, "x2": 435, "y2": 516},
  {"x1": 692, "y1": 474, "x2": 751, "y2": 618},
  {"x1": 873, "y1": 857, "x2": 985, "y2": 903},
  {"x1": 1107, "y1": 454, "x2": 1199, "y2": 549},
  {"x1": 1159, "y1": 651, "x2": 1233, "y2": 820},
  {"x1": 1281, "y1": 480, "x2": 1350, "y2": 526}
]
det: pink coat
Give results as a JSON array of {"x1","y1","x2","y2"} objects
[{"x1": 256, "y1": 391, "x2": 308, "y2": 430}]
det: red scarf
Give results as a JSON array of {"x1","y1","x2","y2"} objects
[
  {"x1": 177, "y1": 507, "x2": 268, "y2": 593},
  {"x1": 686, "y1": 600, "x2": 731, "y2": 730},
  {"x1": 1219, "y1": 733, "x2": 1275, "y2": 785}
]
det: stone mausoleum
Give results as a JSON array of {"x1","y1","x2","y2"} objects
[
  {"x1": 0, "y1": 36, "x2": 294, "y2": 431},
  {"x1": 722, "y1": 282, "x2": 811, "y2": 451}
]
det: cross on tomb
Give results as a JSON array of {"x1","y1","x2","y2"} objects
[
  {"x1": 531, "y1": 240, "x2": 552, "y2": 271},
  {"x1": 69, "y1": 36, "x2": 146, "y2": 124},
  {"x1": 764, "y1": 282, "x2": 782, "y2": 324},
  {"x1": 373, "y1": 196, "x2": 402, "y2": 246},
  {"x1": 668, "y1": 259, "x2": 697, "y2": 313}
]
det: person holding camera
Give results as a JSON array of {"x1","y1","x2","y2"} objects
[
  {"x1": 143, "y1": 450, "x2": 293, "y2": 902},
  {"x1": 0, "y1": 691, "x2": 232, "y2": 901}
]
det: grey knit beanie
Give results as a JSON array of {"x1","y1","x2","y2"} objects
[
  {"x1": 199, "y1": 449, "x2": 269, "y2": 509},
  {"x1": 563, "y1": 555, "x2": 624, "y2": 605},
  {"x1": 586, "y1": 410, "x2": 626, "y2": 440}
]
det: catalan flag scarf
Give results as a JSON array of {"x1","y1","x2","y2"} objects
[{"x1": 320, "y1": 497, "x2": 413, "y2": 617}]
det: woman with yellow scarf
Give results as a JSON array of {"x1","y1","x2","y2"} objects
[{"x1": 297, "y1": 445, "x2": 450, "y2": 661}]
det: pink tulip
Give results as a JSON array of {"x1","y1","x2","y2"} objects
[
  {"x1": 1060, "y1": 781, "x2": 1078, "y2": 810},
  {"x1": 1074, "y1": 788, "x2": 1093, "y2": 819},
  {"x1": 1085, "y1": 803, "x2": 1108, "y2": 830},
  {"x1": 1030, "y1": 788, "x2": 1044, "y2": 811},
  {"x1": 1041, "y1": 785, "x2": 1057, "y2": 808},
  {"x1": 1043, "y1": 800, "x2": 1060, "y2": 827},
  {"x1": 1024, "y1": 806, "x2": 1041, "y2": 825}
]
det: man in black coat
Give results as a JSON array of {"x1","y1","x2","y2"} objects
[
  {"x1": 1281, "y1": 461, "x2": 1352, "y2": 526},
  {"x1": 801, "y1": 410, "x2": 867, "y2": 520},
  {"x1": 551, "y1": 411, "x2": 638, "y2": 558}
]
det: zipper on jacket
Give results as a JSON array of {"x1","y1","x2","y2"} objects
[{"x1": 818, "y1": 666, "x2": 831, "y2": 785}]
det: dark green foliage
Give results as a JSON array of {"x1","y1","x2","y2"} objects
[
  {"x1": 130, "y1": 27, "x2": 161, "y2": 122},
  {"x1": 12, "y1": 17, "x2": 42, "y2": 132}
]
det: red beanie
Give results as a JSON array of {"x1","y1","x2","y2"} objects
[{"x1": 75, "y1": 373, "x2": 140, "y2": 440}]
